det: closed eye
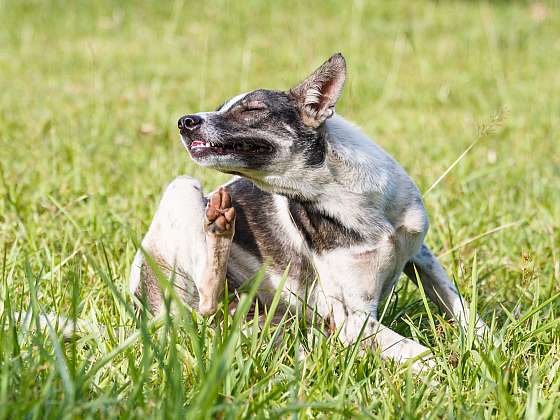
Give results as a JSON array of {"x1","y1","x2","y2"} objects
[{"x1": 242, "y1": 101, "x2": 267, "y2": 112}]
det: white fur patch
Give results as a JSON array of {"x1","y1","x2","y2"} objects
[
  {"x1": 272, "y1": 195, "x2": 305, "y2": 250},
  {"x1": 218, "y1": 92, "x2": 250, "y2": 114},
  {"x1": 400, "y1": 206, "x2": 429, "y2": 234}
]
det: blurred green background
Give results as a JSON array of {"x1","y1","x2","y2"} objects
[{"x1": 1, "y1": 1, "x2": 559, "y2": 417}]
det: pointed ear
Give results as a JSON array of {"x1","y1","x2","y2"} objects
[{"x1": 290, "y1": 53, "x2": 347, "y2": 128}]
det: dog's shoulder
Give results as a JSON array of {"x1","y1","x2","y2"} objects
[
  {"x1": 325, "y1": 115, "x2": 408, "y2": 193},
  {"x1": 324, "y1": 115, "x2": 428, "y2": 235}
]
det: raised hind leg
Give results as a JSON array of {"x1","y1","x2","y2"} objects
[{"x1": 129, "y1": 176, "x2": 235, "y2": 315}]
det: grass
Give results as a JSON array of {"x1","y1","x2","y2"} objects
[{"x1": 1, "y1": 0, "x2": 559, "y2": 417}]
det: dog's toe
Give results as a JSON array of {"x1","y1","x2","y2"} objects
[{"x1": 205, "y1": 187, "x2": 235, "y2": 236}]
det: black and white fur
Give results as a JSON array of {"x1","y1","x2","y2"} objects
[{"x1": 130, "y1": 53, "x2": 486, "y2": 371}]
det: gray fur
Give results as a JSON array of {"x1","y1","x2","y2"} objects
[{"x1": 132, "y1": 53, "x2": 488, "y2": 372}]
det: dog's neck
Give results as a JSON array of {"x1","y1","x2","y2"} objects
[
  {"x1": 257, "y1": 114, "x2": 397, "y2": 199},
  {"x1": 247, "y1": 114, "x2": 404, "y2": 232}
]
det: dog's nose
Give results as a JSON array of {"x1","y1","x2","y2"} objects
[{"x1": 178, "y1": 114, "x2": 204, "y2": 131}]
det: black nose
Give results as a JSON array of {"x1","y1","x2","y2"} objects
[{"x1": 178, "y1": 114, "x2": 203, "y2": 131}]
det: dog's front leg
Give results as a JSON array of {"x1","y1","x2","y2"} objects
[
  {"x1": 320, "y1": 295, "x2": 435, "y2": 373},
  {"x1": 328, "y1": 306, "x2": 435, "y2": 373},
  {"x1": 314, "y1": 244, "x2": 434, "y2": 372}
]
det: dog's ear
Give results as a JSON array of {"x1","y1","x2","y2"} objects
[{"x1": 289, "y1": 53, "x2": 347, "y2": 128}]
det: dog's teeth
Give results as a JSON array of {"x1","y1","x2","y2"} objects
[{"x1": 191, "y1": 140, "x2": 209, "y2": 149}]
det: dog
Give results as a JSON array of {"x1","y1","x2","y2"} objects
[{"x1": 130, "y1": 53, "x2": 486, "y2": 371}]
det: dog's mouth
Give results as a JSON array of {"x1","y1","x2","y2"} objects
[{"x1": 187, "y1": 138, "x2": 274, "y2": 159}]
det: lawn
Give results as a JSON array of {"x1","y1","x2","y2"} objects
[{"x1": 1, "y1": 0, "x2": 559, "y2": 418}]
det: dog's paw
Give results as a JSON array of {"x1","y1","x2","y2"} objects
[{"x1": 205, "y1": 187, "x2": 235, "y2": 236}]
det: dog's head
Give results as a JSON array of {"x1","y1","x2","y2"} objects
[{"x1": 178, "y1": 53, "x2": 346, "y2": 196}]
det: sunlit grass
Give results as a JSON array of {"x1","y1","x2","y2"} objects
[{"x1": 1, "y1": 0, "x2": 559, "y2": 417}]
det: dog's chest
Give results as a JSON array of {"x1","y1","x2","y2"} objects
[
  {"x1": 225, "y1": 178, "x2": 364, "y2": 288},
  {"x1": 286, "y1": 200, "x2": 364, "y2": 253}
]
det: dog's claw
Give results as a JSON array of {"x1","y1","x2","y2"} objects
[
  {"x1": 205, "y1": 188, "x2": 235, "y2": 236},
  {"x1": 220, "y1": 187, "x2": 232, "y2": 208},
  {"x1": 210, "y1": 189, "x2": 221, "y2": 208},
  {"x1": 224, "y1": 207, "x2": 235, "y2": 222}
]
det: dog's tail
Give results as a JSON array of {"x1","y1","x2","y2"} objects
[
  {"x1": 403, "y1": 244, "x2": 488, "y2": 338},
  {"x1": 12, "y1": 311, "x2": 107, "y2": 340}
]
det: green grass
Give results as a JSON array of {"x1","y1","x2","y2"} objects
[{"x1": 1, "y1": 0, "x2": 559, "y2": 417}]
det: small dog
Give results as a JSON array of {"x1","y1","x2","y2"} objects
[{"x1": 130, "y1": 53, "x2": 486, "y2": 370}]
